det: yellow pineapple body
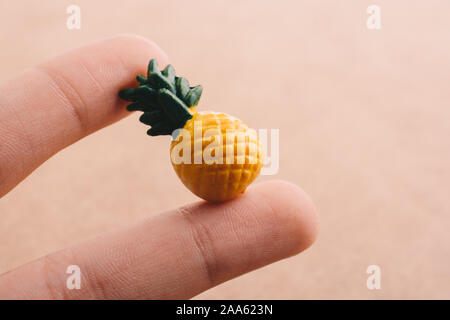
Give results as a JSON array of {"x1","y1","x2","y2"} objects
[
  {"x1": 120, "y1": 59, "x2": 264, "y2": 202},
  {"x1": 170, "y1": 111, "x2": 264, "y2": 201}
]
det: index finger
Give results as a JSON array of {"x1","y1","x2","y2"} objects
[{"x1": 0, "y1": 35, "x2": 168, "y2": 197}]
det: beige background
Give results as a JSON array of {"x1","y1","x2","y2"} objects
[{"x1": 0, "y1": 0, "x2": 449, "y2": 299}]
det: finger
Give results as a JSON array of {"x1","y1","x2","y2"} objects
[
  {"x1": 0, "y1": 180, "x2": 319, "y2": 299},
  {"x1": 0, "y1": 34, "x2": 168, "y2": 197}
]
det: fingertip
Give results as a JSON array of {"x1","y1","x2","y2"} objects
[
  {"x1": 170, "y1": 179, "x2": 319, "y2": 287},
  {"x1": 107, "y1": 34, "x2": 169, "y2": 67},
  {"x1": 249, "y1": 180, "x2": 319, "y2": 255},
  {"x1": 90, "y1": 34, "x2": 169, "y2": 92},
  {"x1": 36, "y1": 33, "x2": 170, "y2": 127}
]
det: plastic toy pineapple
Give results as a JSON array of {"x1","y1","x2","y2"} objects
[{"x1": 119, "y1": 59, "x2": 263, "y2": 202}]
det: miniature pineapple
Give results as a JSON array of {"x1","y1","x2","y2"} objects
[{"x1": 119, "y1": 59, "x2": 263, "y2": 202}]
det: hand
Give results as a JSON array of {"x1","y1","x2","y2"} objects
[{"x1": 0, "y1": 35, "x2": 318, "y2": 299}]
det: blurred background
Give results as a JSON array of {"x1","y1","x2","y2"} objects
[{"x1": 0, "y1": 0, "x2": 449, "y2": 299}]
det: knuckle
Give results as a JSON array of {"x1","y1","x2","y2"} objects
[
  {"x1": 34, "y1": 65, "x2": 88, "y2": 135},
  {"x1": 39, "y1": 254, "x2": 69, "y2": 299},
  {"x1": 177, "y1": 206, "x2": 219, "y2": 286}
]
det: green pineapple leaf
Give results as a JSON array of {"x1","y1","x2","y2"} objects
[
  {"x1": 185, "y1": 85, "x2": 203, "y2": 107},
  {"x1": 118, "y1": 58, "x2": 203, "y2": 136}
]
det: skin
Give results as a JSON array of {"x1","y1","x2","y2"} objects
[{"x1": 0, "y1": 35, "x2": 319, "y2": 299}]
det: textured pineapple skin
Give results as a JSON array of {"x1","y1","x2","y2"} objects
[{"x1": 170, "y1": 111, "x2": 264, "y2": 202}]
